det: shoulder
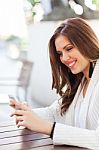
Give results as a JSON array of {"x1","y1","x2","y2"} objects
[
  {"x1": 93, "y1": 80, "x2": 99, "y2": 93},
  {"x1": 92, "y1": 59, "x2": 99, "y2": 81}
]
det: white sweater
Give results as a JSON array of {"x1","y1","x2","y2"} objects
[{"x1": 33, "y1": 60, "x2": 99, "y2": 150}]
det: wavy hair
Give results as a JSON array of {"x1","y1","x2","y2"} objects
[{"x1": 48, "y1": 17, "x2": 99, "y2": 115}]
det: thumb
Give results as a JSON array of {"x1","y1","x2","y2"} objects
[{"x1": 9, "y1": 99, "x2": 17, "y2": 108}]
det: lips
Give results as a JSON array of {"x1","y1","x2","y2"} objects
[{"x1": 66, "y1": 60, "x2": 76, "y2": 68}]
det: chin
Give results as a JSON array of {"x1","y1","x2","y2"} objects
[{"x1": 71, "y1": 69, "x2": 79, "y2": 75}]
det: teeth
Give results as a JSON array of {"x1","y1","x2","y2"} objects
[{"x1": 68, "y1": 61, "x2": 75, "y2": 67}]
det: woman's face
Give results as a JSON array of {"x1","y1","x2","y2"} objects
[{"x1": 55, "y1": 35, "x2": 90, "y2": 76}]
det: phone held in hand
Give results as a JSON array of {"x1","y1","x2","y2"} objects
[
  {"x1": 8, "y1": 95, "x2": 20, "y2": 110},
  {"x1": 8, "y1": 95, "x2": 19, "y2": 102}
]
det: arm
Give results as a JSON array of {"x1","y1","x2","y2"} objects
[
  {"x1": 10, "y1": 99, "x2": 99, "y2": 150},
  {"x1": 11, "y1": 103, "x2": 99, "y2": 150},
  {"x1": 53, "y1": 123, "x2": 99, "y2": 150},
  {"x1": 33, "y1": 100, "x2": 64, "y2": 123},
  {"x1": 11, "y1": 108, "x2": 53, "y2": 135}
]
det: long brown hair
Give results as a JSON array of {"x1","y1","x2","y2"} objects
[{"x1": 49, "y1": 17, "x2": 99, "y2": 115}]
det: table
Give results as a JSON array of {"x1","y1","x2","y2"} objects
[{"x1": 0, "y1": 121, "x2": 89, "y2": 150}]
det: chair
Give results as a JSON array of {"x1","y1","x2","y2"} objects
[{"x1": 0, "y1": 60, "x2": 33, "y2": 101}]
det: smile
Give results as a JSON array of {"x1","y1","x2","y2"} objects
[{"x1": 68, "y1": 61, "x2": 76, "y2": 68}]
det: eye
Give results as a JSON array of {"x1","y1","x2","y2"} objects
[{"x1": 66, "y1": 46, "x2": 73, "y2": 51}]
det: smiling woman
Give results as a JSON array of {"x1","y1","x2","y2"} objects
[{"x1": 9, "y1": 17, "x2": 99, "y2": 150}]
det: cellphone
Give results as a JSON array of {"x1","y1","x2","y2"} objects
[
  {"x1": 8, "y1": 95, "x2": 18, "y2": 101},
  {"x1": 9, "y1": 95, "x2": 19, "y2": 110}
]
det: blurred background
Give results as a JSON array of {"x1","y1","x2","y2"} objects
[{"x1": 0, "y1": 0, "x2": 99, "y2": 121}]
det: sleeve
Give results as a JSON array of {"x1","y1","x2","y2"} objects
[
  {"x1": 33, "y1": 100, "x2": 64, "y2": 123},
  {"x1": 53, "y1": 123, "x2": 99, "y2": 150},
  {"x1": 33, "y1": 106, "x2": 55, "y2": 122}
]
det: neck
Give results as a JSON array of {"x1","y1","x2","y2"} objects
[{"x1": 83, "y1": 63, "x2": 90, "y2": 82}]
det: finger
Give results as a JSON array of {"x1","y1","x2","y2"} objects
[
  {"x1": 16, "y1": 115, "x2": 23, "y2": 122},
  {"x1": 17, "y1": 121, "x2": 25, "y2": 128},
  {"x1": 20, "y1": 102, "x2": 30, "y2": 111},
  {"x1": 9, "y1": 99, "x2": 17, "y2": 108},
  {"x1": 15, "y1": 116, "x2": 23, "y2": 125},
  {"x1": 9, "y1": 99, "x2": 21, "y2": 110},
  {"x1": 22, "y1": 101, "x2": 28, "y2": 105},
  {"x1": 15, "y1": 116, "x2": 23, "y2": 124},
  {"x1": 10, "y1": 110, "x2": 25, "y2": 117},
  {"x1": 9, "y1": 99, "x2": 29, "y2": 111}
]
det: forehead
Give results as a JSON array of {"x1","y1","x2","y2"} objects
[{"x1": 55, "y1": 35, "x2": 71, "y2": 50}]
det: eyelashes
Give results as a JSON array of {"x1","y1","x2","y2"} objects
[
  {"x1": 56, "y1": 46, "x2": 73, "y2": 57},
  {"x1": 66, "y1": 46, "x2": 74, "y2": 51}
]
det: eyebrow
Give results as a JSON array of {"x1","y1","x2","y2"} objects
[
  {"x1": 63, "y1": 43, "x2": 72, "y2": 50},
  {"x1": 56, "y1": 43, "x2": 72, "y2": 52}
]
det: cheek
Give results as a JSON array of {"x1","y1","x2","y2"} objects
[
  {"x1": 60, "y1": 57, "x2": 64, "y2": 64},
  {"x1": 77, "y1": 57, "x2": 89, "y2": 70}
]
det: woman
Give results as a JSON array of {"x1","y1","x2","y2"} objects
[{"x1": 10, "y1": 17, "x2": 99, "y2": 149}]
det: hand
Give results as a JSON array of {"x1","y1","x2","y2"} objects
[
  {"x1": 11, "y1": 108, "x2": 53, "y2": 135},
  {"x1": 10, "y1": 100, "x2": 53, "y2": 135},
  {"x1": 9, "y1": 99, "x2": 30, "y2": 111}
]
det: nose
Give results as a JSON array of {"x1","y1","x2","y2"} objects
[{"x1": 61, "y1": 51, "x2": 70, "y2": 62}]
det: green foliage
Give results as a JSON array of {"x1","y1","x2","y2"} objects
[
  {"x1": 92, "y1": 0, "x2": 99, "y2": 10},
  {"x1": 28, "y1": 0, "x2": 40, "y2": 7},
  {"x1": 27, "y1": 0, "x2": 40, "y2": 16},
  {"x1": 6, "y1": 35, "x2": 20, "y2": 42}
]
